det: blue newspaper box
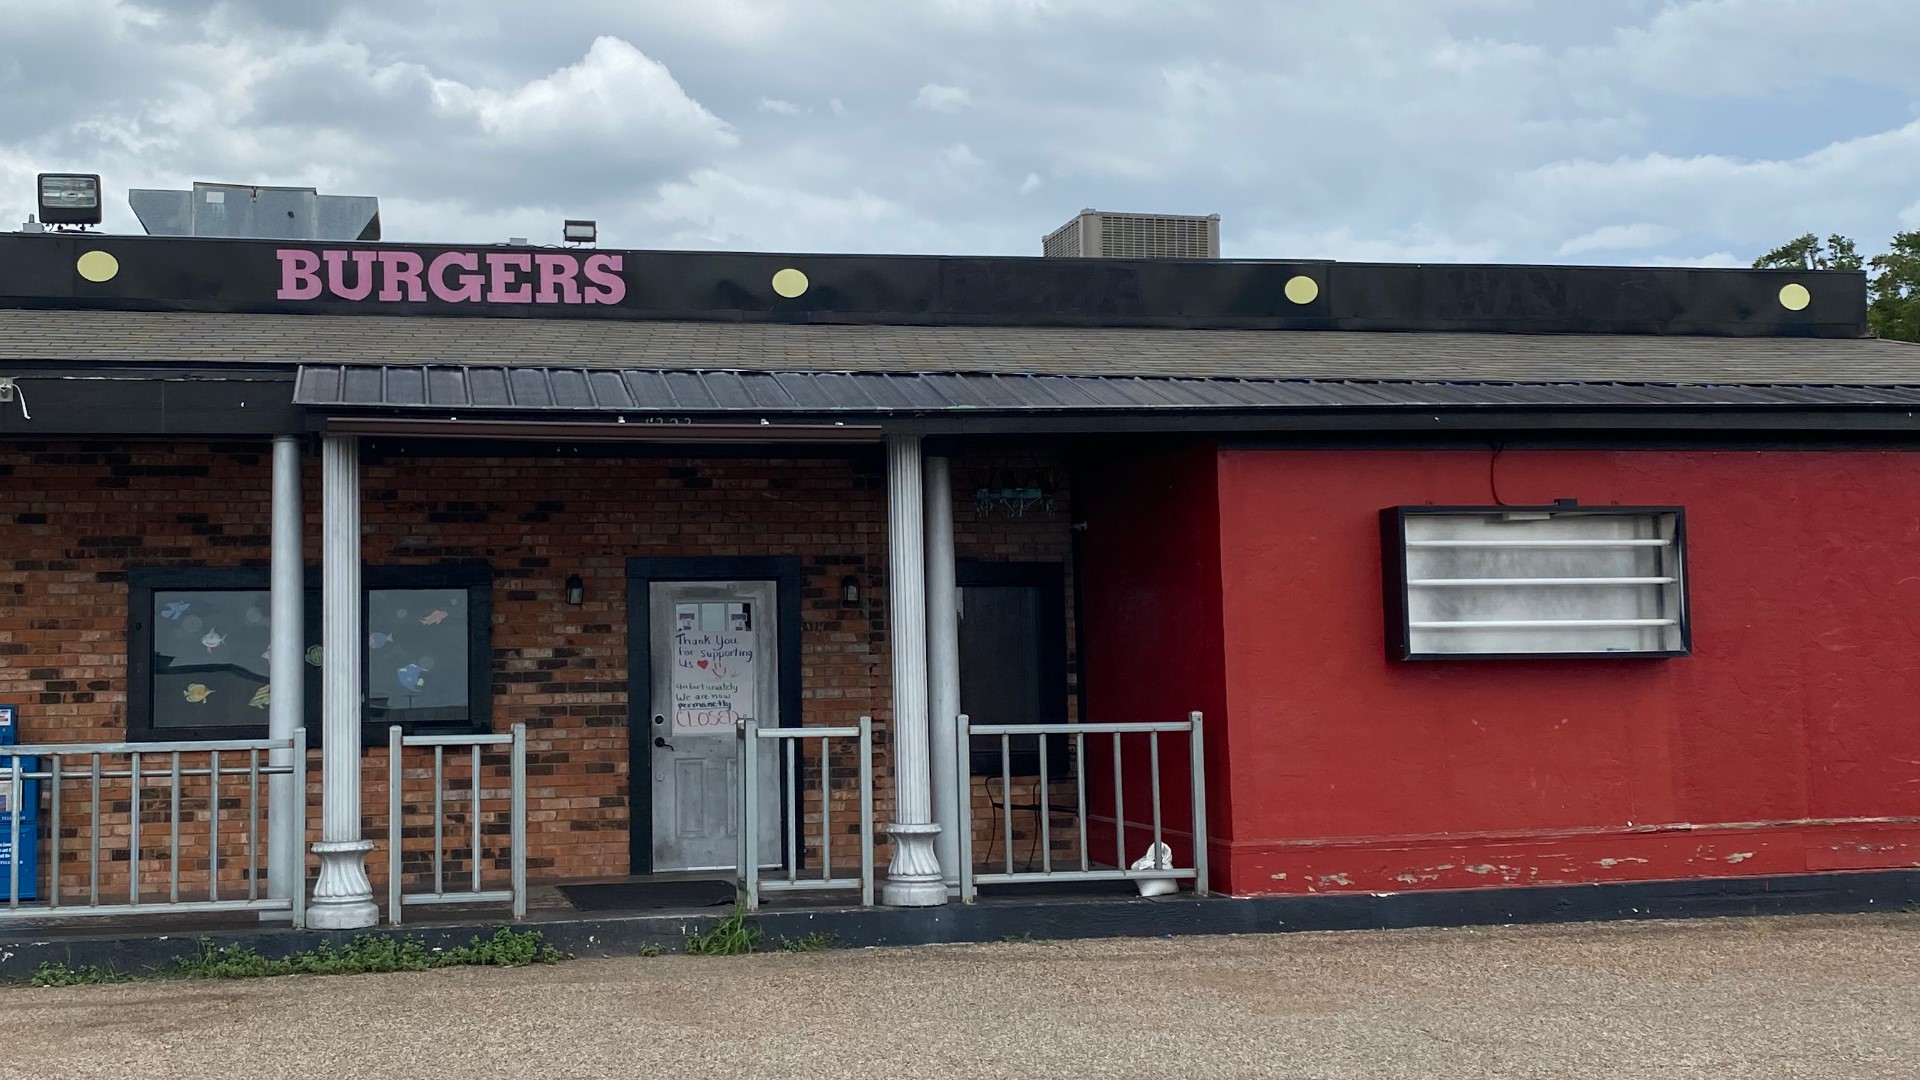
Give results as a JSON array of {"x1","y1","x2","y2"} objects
[{"x1": 0, "y1": 704, "x2": 38, "y2": 901}]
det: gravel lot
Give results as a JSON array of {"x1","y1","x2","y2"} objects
[{"x1": 4, "y1": 914, "x2": 1917, "y2": 1079}]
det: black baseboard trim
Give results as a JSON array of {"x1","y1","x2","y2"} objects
[{"x1": 6, "y1": 868, "x2": 1920, "y2": 981}]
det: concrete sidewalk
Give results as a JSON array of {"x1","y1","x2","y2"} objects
[{"x1": 4, "y1": 913, "x2": 1916, "y2": 1079}]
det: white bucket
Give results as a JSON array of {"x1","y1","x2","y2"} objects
[{"x1": 1131, "y1": 841, "x2": 1178, "y2": 897}]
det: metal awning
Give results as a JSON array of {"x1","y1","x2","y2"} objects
[{"x1": 292, "y1": 364, "x2": 1920, "y2": 416}]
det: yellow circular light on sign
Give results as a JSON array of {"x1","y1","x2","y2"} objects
[
  {"x1": 76, "y1": 250, "x2": 119, "y2": 283},
  {"x1": 771, "y1": 268, "x2": 809, "y2": 298},
  {"x1": 1779, "y1": 283, "x2": 1811, "y2": 311},
  {"x1": 1283, "y1": 274, "x2": 1320, "y2": 305}
]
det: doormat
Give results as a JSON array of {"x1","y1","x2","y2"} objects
[{"x1": 557, "y1": 879, "x2": 740, "y2": 912}]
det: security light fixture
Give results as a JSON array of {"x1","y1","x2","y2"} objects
[
  {"x1": 37, "y1": 173, "x2": 102, "y2": 226},
  {"x1": 563, "y1": 219, "x2": 597, "y2": 244},
  {"x1": 565, "y1": 574, "x2": 585, "y2": 606},
  {"x1": 842, "y1": 575, "x2": 860, "y2": 604}
]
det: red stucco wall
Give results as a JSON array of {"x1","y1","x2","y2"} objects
[{"x1": 1210, "y1": 447, "x2": 1920, "y2": 895}]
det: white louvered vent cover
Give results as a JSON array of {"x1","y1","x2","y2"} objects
[
  {"x1": 1098, "y1": 214, "x2": 1214, "y2": 259},
  {"x1": 1041, "y1": 210, "x2": 1219, "y2": 259},
  {"x1": 1041, "y1": 217, "x2": 1083, "y2": 258}
]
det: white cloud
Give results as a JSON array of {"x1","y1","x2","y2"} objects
[
  {"x1": 435, "y1": 37, "x2": 735, "y2": 154},
  {"x1": 939, "y1": 143, "x2": 986, "y2": 170},
  {"x1": 912, "y1": 83, "x2": 972, "y2": 112},
  {"x1": 1505, "y1": 120, "x2": 1920, "y2": 259},
  {"x1": 1019, "y1": 171, "x2": 1042, "y2": 195},
  {"x1": 0, "y1": 27, "x2": 739, "y2": 232},
  {"x1": 645, "y1": 167, "x2": 916, "y2": 251},
  {"x1": 1557, "y1": 223, "x2": 1680, "y2": 256},
  {"x1": 1236, "y1": 225, "x2": 1504, "y2": 264},
  {"x1": 1646, "y1": 251, "x2": 1745, "y2": 269},
  {"x1": 758, "y1": 98, "x2": 803, "y2": 115},
  {"x1": 1599, "y1": 0, "x2": 1920, "y2": 97}
]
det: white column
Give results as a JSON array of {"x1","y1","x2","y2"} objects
[
  {"x1": 923, "y1": 455, "x2": 963, "y2": 893},
  {"x1": 882, "y1": 434, "x2": 946, "y2": 906},
  {"x1": 267, "y1": 435, "x2": 304, "y2": 904},
  {"x1": 308, "y1": 433, "x2": 377, "y2": 929}
]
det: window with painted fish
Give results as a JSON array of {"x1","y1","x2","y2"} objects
[
  {"x1": 365, "y1": 587, "x2": 474, "y2": 728},
  {"x1": 128, "y1": 566, "x2": 492, "y2": 742},
  {"x1": 129, "y1": 572, "x2": 326, "y2": 737},
  {"x1": 357, "y1": 565, "x2": 492, "y2": 738},
  {"x1": 146, "y1": 588, "x2": 319, "y2": 731}
]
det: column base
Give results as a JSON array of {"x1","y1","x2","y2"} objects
[
  {"x1": 306, "y1": 899, "x2": 380, "y2": 931},
  {"x1": 307, "y1": 838, "x2": 379, "y2": 930},
  {"x1": 883, "y1": 821, "x2": 948, "y2": 908}
]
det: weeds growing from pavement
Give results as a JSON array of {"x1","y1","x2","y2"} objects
[
  {"x1": 778, "y1": 932, "x2": 841, "y2": 953},
  {"x1": 19, "y1": 927, "x2": 564, "y2": 986},
  {"x1": 28, "y1": 963, "x2": 131, "y2": 988},
  {"x1": 685, "y1": 904, "x2": 762, "y2": 956}
]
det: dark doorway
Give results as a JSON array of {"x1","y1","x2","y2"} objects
[{"x1": 958, "y1": 561, "x2": 1069, "y2": 780}]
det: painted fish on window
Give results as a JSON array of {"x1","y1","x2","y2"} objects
[
  {"x1": 420, "y1": 610, "x2": 450, "y2": 626},
  {"x1": 248, "y1": 686, "x2": 271, "y2": 709},
  {"x1": 305, "y1": 645, "x2": 325, "y2": 666},
  {"x1": 397, "y1": 664, "x2": 426, "y2": 692},
  {"x1": 201, "y1": 629, "x2": 226, "y2": 654},
  {"x1": 369, "y1": 631, "x2": 395, "y2": 650},
  {"x1": 160, "y1": 601, "x2": 191, "y2": 620},
  {"x1": 182, "y1": 683, "x2": 214, "y2": 703}
]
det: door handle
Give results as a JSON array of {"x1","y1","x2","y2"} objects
[{"x1": 654, "y1": 735, "x2": 675, "y2": 751}]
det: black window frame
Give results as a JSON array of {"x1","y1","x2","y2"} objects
[
  {"x1": 127, "y1": 567, "x2": 310, "y2": 744},
  {"x1": 360, "y1": 563, "x2": 494, "y2": 743},
  {"x1": 127, "y1": 564, "x2": 493, "y2": 745},
  {"x1": 1380, "y1": 504, "x2": 1691, "y2": 661}
]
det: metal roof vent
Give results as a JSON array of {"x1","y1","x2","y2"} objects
[
  {"x1": 1042, "y1": 209, "x2": 1220, "y2": 259},
  {"x1": 129, "y1": 182, "x2": 380, "y2": 241}
]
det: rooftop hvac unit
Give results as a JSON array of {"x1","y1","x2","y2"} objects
[
  {"x1": 129, "y1": 182, "x2": 380, "y2": 241},
  {"x1": 1042, "y1": 209, "x2": 1220, "y2": 259}
]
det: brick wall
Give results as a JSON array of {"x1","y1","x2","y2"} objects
[
  {"x1": 1, "y1": 441, "x2": 281, "y2": 902},
  {"x1": 1, "y1": 439, "x2": 1079, "y2": 901}
]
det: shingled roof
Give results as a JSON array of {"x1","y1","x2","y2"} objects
[{"x1": 4, "y1": 309, "x2": 1919, "y2": 386}]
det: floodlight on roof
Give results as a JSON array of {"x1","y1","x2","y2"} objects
[{"x1": 38, "y1": 173, "x2": 102, "y2": 226}]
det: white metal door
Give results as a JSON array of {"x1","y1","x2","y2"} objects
[{"x1": 648, "y1": 580, "x2": 780, "y2": 872}]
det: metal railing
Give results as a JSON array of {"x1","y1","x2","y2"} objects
[
  {"x1": 387, "y1": 724, "x2": 526, "y2": 924},
  {"x1": 956, "y1": 712, "x2": 1207, "y2": 901},
  {"x1": 2, "y1": 732, "x2": 307, "y2": 924},
  {"x1": 737, "y1": 716, "x2": 874, "y2": 910}
]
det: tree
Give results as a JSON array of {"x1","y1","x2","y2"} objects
[
  {"x1": 1868, "y1": 231, "x2": 1920, "y2": 344},
  {"x1": 1752, "y1": 231, "x2": 1919, "y2": 342},
  {"x1": 1752, "y1": 232, "x2": 1863, "y2": 271}
]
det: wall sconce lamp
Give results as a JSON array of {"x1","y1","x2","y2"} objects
[
  {"x1": 565, "y1": 574, "x2": 585, "y2": 606},
  {"x1": 842, "y1": 575, "x2": 860, "y2": 604}
]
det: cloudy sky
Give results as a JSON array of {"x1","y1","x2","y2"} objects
[{"x1": 2, "y1": 0, "x2": 1917, "y2": 265}]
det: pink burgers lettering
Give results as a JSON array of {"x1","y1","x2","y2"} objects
[{"x1": 276, "y1": 248, "x2": 625, "y2": 305}]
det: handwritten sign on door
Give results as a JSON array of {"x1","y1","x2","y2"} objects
[{"x1": 671, "y1": 630, "x2": 757, "y2": 735}]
